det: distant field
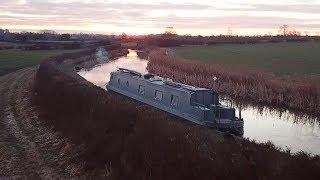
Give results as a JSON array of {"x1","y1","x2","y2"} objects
[
  {"x1": 172, "y1": 41, "x2": 320, "y2": 76},
  {"x1": 0, "y1": 41, "x2": 17, "y2": 46},
  {"x1": 0, "y1": 49, "x2": 82, "y2": 76}
]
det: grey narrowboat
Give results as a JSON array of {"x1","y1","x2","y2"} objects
[{"x1": 106, "y1": 68, "x2": 244, "y2": 134}]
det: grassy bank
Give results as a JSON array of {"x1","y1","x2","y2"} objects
[
  {"x1": 32, "y1": 48, "x2": 320, "y2": 179},
  {"x1": 148, "y1": 49, "x2": 320, "y2": 118},
  {"x1": 0, "y1": 49, "x2": 83, "y2": 76},
  {"x1": 173, "y1": 41, "x2": 320, "y2": 76}
]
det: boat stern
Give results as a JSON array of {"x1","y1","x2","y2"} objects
[
  {"x1": 216, "y1": 118, "x2": 244, "y2": 135},
  {"x1": 207, "y1": 105, "x2": 244, "y2": 135}
]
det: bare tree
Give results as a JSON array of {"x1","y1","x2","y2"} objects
[
  {"x1": 279, "y1": 25, "x2": 289, "y2": 36},
  {"x1": 227, "y1": 27, "x2": 233, "y2": 36},
  {"x1": 289, "y1": 30, "x2": 301, "y2": 36},
  {"x1": 121, "y1": 32, "x2": 127, "y2": 39},
  {"x1": 164, "y1": 27, "x2": 177, "y2": 35}
]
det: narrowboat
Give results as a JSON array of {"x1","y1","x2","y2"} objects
[{"x1": 106, "y1": 68, "x2": 244, "y2": 134}]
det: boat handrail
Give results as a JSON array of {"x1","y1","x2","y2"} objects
[{"x1": 192, "y1": 102, "x2": 207, "y2": 108}]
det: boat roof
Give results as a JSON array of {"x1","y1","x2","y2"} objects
[
  {"x1": 149, "y1": 78, "x2": 209, "y2": 92},
  {"x1": 115, "y1": 68, "x2": 213, "y2": 93}
]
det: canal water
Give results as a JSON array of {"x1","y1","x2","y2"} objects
[{"x1": 78, "y1": 49, "x2": 320, "y2": 155}]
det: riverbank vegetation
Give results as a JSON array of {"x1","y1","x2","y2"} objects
[
  {"x1": 31, "y1": 48, "x2": 320, "y2": 179},
  {"x1": 147, "y1": 49, "x2": 320, "y2": 118}
]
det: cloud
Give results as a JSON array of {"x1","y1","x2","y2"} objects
[
  {"x1": 0, "y1": 0, "x2": 319, "y2": 34},
  {"x1": 221, "y1": 4, "x2": 320, "y2": 14}
]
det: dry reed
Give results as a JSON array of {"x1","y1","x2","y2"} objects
[
  {"x1": 147, "y1": 49, "x2": 320, "y2": 117},
  {"x1": 32, "y1": 49, "x2": 320, "y2": 179}
]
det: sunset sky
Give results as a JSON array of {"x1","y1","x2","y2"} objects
[{"x1": 1, "y1": 0, "x2": 320, "y2": 35}]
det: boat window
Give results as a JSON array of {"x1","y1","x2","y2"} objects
[
  {"x1": 155, "y1": 90, "x2": 163, "y2": 101},
  {"x1": 126, "y1": 81, "x2": 129, "y2": 87},
  {"x1": 138, "y1": 85, "x2": 145, "y2": 95},
  {"x1": 118, "y1": 78, "x2": 121, "y2": 84},
  {"x1": 170, "y1": 95, "x2": 179, "y2": 107}
]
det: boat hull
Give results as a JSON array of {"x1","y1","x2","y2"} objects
[{"x1": 106, "y1": 83, "x2": 244, "y2": 135}]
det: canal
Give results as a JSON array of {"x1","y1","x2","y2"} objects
[{"x1": 78, "y1": 49, "x2": 320, "y2": 155}]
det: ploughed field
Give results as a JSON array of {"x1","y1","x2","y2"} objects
[
  {"x1": 172, "y1": 41, "x2": 320, "y2": 76},
  {"x1": 0, "y1": 49, "x2": 83, "y2": 76}
]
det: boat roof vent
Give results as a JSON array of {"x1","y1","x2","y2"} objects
[
  {"x1": 118, "y1": 68, "x2": 142, "y2": 77},
  {"x1": 144, "y1": 73, "x2": 155, "y2": 79},
  {"x1": 164, "y1": 80, "x2": 182, "y2": 88}
]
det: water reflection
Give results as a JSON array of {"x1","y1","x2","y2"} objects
[
  {"x1": 78, "y1": 49, "x2": 148, "y2": 88},
  {"x1": 222, "y1": 99, "x2": 320, "y2": 155},
  {"x1": 77, "y1": 48, "x2": 110, "y2": 71},
  {"x1": 78, "y1": 49, "x2": 320, "y2": 155},
  {"x1": 95, "y1": 47, "x2": 109, "y2": 63}
]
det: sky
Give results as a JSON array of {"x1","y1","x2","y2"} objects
[{"x1": 0, "y1": 0, "x2": 320, "y2": 35}]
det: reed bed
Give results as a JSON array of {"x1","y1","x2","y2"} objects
[
  {"x1": 31, "y1": 49, "x2": 320, "y2": 179},
  {"x1": 34, "y1": 59, "x2": 320, "y2": 179},
  {"x1": 147, "y1": 50, "x2": 320, "y2": 117}
]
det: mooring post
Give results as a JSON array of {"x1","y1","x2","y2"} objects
[{"x1": 213, "y1": 76, "x2": 217, "y2": 91}]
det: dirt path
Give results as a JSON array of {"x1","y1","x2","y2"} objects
[{"x1": 0, "y1": 67, "x2": 85, "y2": 178}]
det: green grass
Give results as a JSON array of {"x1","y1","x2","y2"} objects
[
  {"x1": 0, "y1": 49, "x2": 83, "y2": 76},
  {"x1": 172, "y1": 41, "x2": 320, "y2": 76}
]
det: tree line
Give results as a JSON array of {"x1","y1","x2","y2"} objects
[{"x1": 0, "y1": 28, "x2": 114, "y2": 42}]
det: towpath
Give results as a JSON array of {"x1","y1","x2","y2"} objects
[{"x1": 0, "y1": 67, "x2": 84, "y2": 178}]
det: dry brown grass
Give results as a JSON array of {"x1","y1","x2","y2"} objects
[
  {"x1": 31, "y1": 49, "x2": 320, "y2": 179},
  {"x1": 147, "y1": 49, "x2": 320, "y2": 117}
]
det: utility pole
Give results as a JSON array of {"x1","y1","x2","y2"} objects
[{"x1": 227, "y1": 27, "x2": 233, "y2": 36}]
